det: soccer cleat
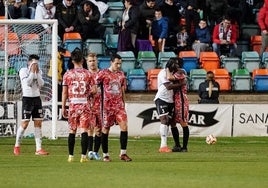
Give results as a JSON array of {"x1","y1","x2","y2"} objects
[
  {"x1": 120, "y1": 154, "x2": 132, "y2": 162},
  {"x1": 172, "y1": 146, "x2": 182, "y2": 152},
  {"x1": 68, "y1": 156, "x2": 74, "y2": 162},
  {"x1": 13, "y1": 146, "x2": 20, "y2": 155},
  {"x1": 181, "y1": 148, "x2": 188, "y2": 152},
  {"x1": 92, "y1": 152, "x2": 101, "y2": 160},
  {"x1": 159, "y1": 146, "x2": 172, "y2": 153},
  {"x1": 80, "y1": 157, "x2": 89, "y2": 163},
  {"x1": 35, "y1": 149, "x2": 49, "y2": 155},
  {"x1": 103, "y1": 156, "x2": 111, "y2": 162},
  {"x1": 88, "y1": 151, "x2": 94, "y2": 160}
]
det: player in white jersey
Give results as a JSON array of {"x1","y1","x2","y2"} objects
[
  {"x1": 14, "y1": 54, "x2": 49, "y2": 156},
  {"x1": 154, "y1": 57, "x2": 186, "y2": 153}
]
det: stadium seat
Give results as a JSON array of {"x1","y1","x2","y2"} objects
[
  {"x1": 135, "y1": 39, "x2": 153, "y2": 52},
  {"x1": 179, "y1": 51, "x2": 198, "y2": 74},
  {"x1": 189, "y1": 69, "x2": 207, "y2": 91},
  {"x1": 232, "y1": 68, "x2": 251, "y2": 91},
  {"x1": 137, "y1": 51, "x2": 157, "y2": 73},
  {"x1": 117, "y1": 51, "x2": 136, "y2": 73},
  {"x1": 83, "y1": 38, "x2": 105, "y2": 56},
  {"x1": 158, "y1": 51, "x2": 176, "y2": 68},
  {"x1": 250, "y1": 35, "x2": 262, "y2": 54},
  {"x1": 105, "y1": 34, "x2": 118, "y2": 54},
  {"x1": 106, "y1": 1, "x2": 124, "y2": 21},
  {"x1": 199, "y1": 52, "x2": 220, "y2": 72},
  {"x1": 0, "y1": 32, "x2": 21, "y2": 56},
  {"x1": 21, "y1": 33, "x2": 40, "y2": 55},
  {"x1": 212, "y1": 68, "x2": 231, "y2": 91},
  {"x1": 127, "y1": 68, "x2": 147, "y2": 91},
  {"x1": 147, "y1": 68, "x2": 161, "y2": 91},
  {"x1": 9, "y1": 54, "x2": 28, "y2": 72},
  {"x1": 240, "y1": 24, "x2": 261, "y2": 41},
  {"x1": 221, "y1": 57, "x2": 241, "y2": 73},
  {"x1": 98, "y1": 56, "x2": 110, "y2": 70},
  {"x1": 252, "y1": 69, "x2": 268, "y2": 91},
  {"x1": 241, "y1": 51, "x2": 260, "y2": 73},
  {"x1": 63, "y1": 32, "x2": 83, "y2": 53},
  {"x1": 261, "y1": 52, "x2": 268, "y2": 68}
]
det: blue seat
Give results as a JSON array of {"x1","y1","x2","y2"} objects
[
  {"x1": 83, "y1": 39, "x2": 105, "y2": 56},
  {"x1": 221, "y1": 57, "x2": 241, "y2": 73},
  {"x1": 158, "y1": 51, "x2": 176, "y2": 68},
  {"x1": 241, "y1": 51, "x2": 260, "y2": 73},
  {"x1": 105, "y1": 34, "x2": 118, "y2": 54},
  {"x1": 127, "y1": 69, "x2": 147, "y2": 91},
  {"x1": 182, "y1": 57, "x2": 198, "y2": 74},
  {"x1": 63, "y1": 32, "x2": 83, "y2": 53},
  {"x1": 189, "y1": 69, "x2": 207, "y2": 91},
  {"x1": 98, "y1": 56, "x2": 110, "y2": 70},
  {"x1": 252, "y1": 69, "x2": 268, "y2": 91},
  {"x1": 106, "y1": 1, "x2": 124, "y2": 21},
  {"x1": 9, "y1": 54, "x2": 28, "y2": 72},
  {"x1": 117, "y1": 51, "x2": 136, "y2": 73}
]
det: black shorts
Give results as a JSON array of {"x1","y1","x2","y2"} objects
[
  {"x1": 22, "y1": 97, "x2": 43, "y2": 121},
  {"x1": 155, "y1": 98, "x2": 174, "y2": 118}
]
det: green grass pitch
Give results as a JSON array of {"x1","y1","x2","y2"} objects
[{"x1": 0, "y1": 136, "x2": 267, "y2": 188}]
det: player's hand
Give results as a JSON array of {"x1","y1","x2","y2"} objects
[{"x1": 62, "y1": 108, "x2": 68, "y2": 118}]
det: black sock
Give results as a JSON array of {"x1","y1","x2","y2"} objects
[
  {"x1": 68, "y1": 133, "x2": 75, "y2": 156},
  {"x1": 171, "y1": 127, "x2": 181, "y2": 147},
  {"x1": 88, "y1": 136, "x2": 93, "y2": 151},
  {"x1": 81, "y1": 132, "x2": 88, "y2": 155},
  {"x1": 183, "y1": 126, "x2": 189, "y2": 149},
  {"x1": 94, "y1": 135, "x2": 101, "y2": 153},
  {"x1": 120, "y1": 131, "x2": 128, "y2": 150},
  {"x1": 101, "y1": 133, "x2": 109, "y2": 153}
]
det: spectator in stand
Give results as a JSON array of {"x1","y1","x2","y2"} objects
[
  {"x1": 0, "y1": 0, "x2": 5, "y2": 16},
  {"x1": 77, "y1": 0, "x2": 105, "y2": 41},
  {"x1": 206, "y1": 0, "x2": 228, "y2": 31},
  {"x1": 151, "y1": 8, "x2": 168, "y2": 55},
  {"x1": 34, "y1": 0, "x2": 56, "y2": 33},
  {"x1": 258, "y1": 0, "x2": 268, "y2": 58},
  {"x1": 8, "y1": 0, "x2": 28, "y2": 19},
  {"x1": 56, "y1": 0, "x2": 81, "y2": 40},
  {"x1": 176, "y1": 26, "x2": 189, "y2": 54},
  {"x1": 184, "y1": 0, "x2": 200, "y2": 37},
  {"x1": 198, "y1": 71, "x2": 220, "y2": 104},
  {"x1": 192, "y1": 19, "x2": 211, "y2": 58},
  {"x1": 212, "y1": 16, "x2": 237, "y2": 57},
  {"x1": 138, "y1": 0, "x2": 157, "y2": 39},
  {"x1": 117, "y1": 0, "x2": 140, "y2": 52},
  {"x1": 160, "y1": 0, "x2": 181, "y2": 48}
]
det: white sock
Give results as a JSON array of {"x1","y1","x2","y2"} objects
[
  {"x1": 120, "y1": 149, "x2": 126, "y2": 155},
  {"x1": 103, "y1": 153, "x2": 109, "y2": 157},
  {"x1": 34, "y1": 127, "x2": 42, "y2": 151},
  {"x1": 15, "y1": 126, "x2": 25, "y2": 147},
  {"x1": 160, "y1": 124, "x2": 168, "y2": 148}
]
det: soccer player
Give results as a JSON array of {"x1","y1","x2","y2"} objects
[
  {"x1": 166, "y1": 57, "x2": 189, "y2": 152},
  {"x1": 154, "y1": 57, "x2": 185, "y2": 153},
  {"x1": 14, "y1": 54, "x2": 49, "y2": 156},
  {"x1": 62, "y1": 49, "x2": 96, "y2": 163},
  {"x1": 96, "y1": 53, "x2": 132, "y2": 162},
  {"x1": 86, "y1": 52, "x2": 102, "y2": 160}
]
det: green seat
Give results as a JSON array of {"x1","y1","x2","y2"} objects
[
  {"x1": 189, "y1": 69, "x2": 207, "y2": 91},
  {"x1": 190, "y1": 69, "x2": 207, "y2": 78},
  {"x1": 232, "y1": 68, "x2": 250, "y2": 78},
  {"x1": 137, "y1": 51, "x2": 157, "y2": 73},
  {"x1": 232, "y1": 68, "x2": 251, "y2": 91}
]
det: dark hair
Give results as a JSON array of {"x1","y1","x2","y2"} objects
[
  {"x1": 28, "y1": 54, "x2": 39, "y2": 61},
  {"x1": 110, "y1": 53, "x2": 122, "y2": 62},
  {"x1": 166, "y1": 57, "x2": 178, "y2": 72},
  {"x1": 71, "y1": 48, "x2": 83, "y2": 63}
]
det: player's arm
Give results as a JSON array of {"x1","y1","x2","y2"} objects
[{"x1": 61, "y1": 85, "x2": 68, "y2": 118}]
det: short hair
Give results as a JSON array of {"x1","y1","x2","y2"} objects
[
  {"x1": 28, "y1": 54, "x2": 39, "y2": 61},
  {"x1": 207, "y1": 71, "x2": 214, "y2": 75},
  {"x1": 166, "y1": 57, "x2": 178, "y2": 72},
  {"x1": 87, "y1": 52, "x2": 97, "y2": 58},
  {"x1": 71, "y1": 49, "x2": 83, "y2": 63},
  {"x1": 110, "y1": 53, "x2": 122, "y2": 62}
]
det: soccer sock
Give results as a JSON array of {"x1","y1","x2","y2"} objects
[
  {"x1": 160, "y1": 124, "x2": 168, "y2": 148},
  {"x1": 68, "y1": 133, "x2": 75, "y2": 156},
  {"x1": 182, "y1": 126, "x2": 190, "y2": 149},
  {"x1": 81, "y1": 132, "x2": 88, "y2": 155},
  {"x1": 34, "y1": 127, "x2": 42, "y2": 151},
  {"x1": 88, "y1": 136, "x2": 93, "y2": 152},
  {"x1": 101, "y1": 133, "x2": 108, "y2": 154},
  {"x1": 120, "y1": 131, "x2": 128, "y2": 150},
  {"x1": 171, "y1": 127, "x2": 181, "y2": 147},
  {"x1": 94, "y1": 135, "x2": 101, "y2": 153},
  {"x1": 15, "y1": 126, "x2": 25, "y2": 147}
]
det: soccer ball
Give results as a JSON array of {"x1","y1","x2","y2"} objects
[{"x1": 206, "y1": 134, "x2": 217, "y2": 145}]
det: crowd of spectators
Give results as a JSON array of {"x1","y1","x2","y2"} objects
[{"x1": 0, "y1": 0, "x2": 264, "y2": 58}]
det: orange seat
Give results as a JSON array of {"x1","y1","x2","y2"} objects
[
  {"x1": 250, "y1": 35, "x2": 268, "y2": 54},
  {"x1": 63, "y1": 32, "x2": 82, "y2": 42},
  {"x1": 179, "y1": 51, "x2": 197, "y2": 58},
  {"x1": 147, "y1": 68, "x2": 161, "y2": 91},
  {"x1": 199, "y1": 52, "x2": 220, "y2": 71},
  {"x1": 212, "y1": 68, "x2": 231, "y2": 91},
  {"x1": 252, "y1": 69, "x2": 268, "y2": 79},
  {"x1": 21, "y1": 33, "x2": 40, "y2": 41},
  {"x1": 0, "y1": 32, "x2": 20, "y2": 55}
]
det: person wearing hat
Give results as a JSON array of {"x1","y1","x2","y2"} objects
[
  {"x1": 35, "y1": 0, "x2": 56, "y2": 33},
  {"x1": 8, "y1": 0, "x2": 28, "y2": 19}
]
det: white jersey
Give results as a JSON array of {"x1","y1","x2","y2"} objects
[
  {"x1": 154, "y1": 69, "x2": 174, "y2": 103},
  {"x1": 19, "y1": 67, "x2": 44, "y2": 97}
]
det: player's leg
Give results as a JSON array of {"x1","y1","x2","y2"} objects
[
  {"x1": 80, "y1": 113, "x2": 90, "y2": 163},
  {"x1": 92, "y1": 126, "x2": 102, "y2": 160},
  {"x1": 87, "y1": 126, "x2": 94, "y2": 160},
  {"x1": 101, "y1": 126, "x2": 111, "y2": 162}
]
